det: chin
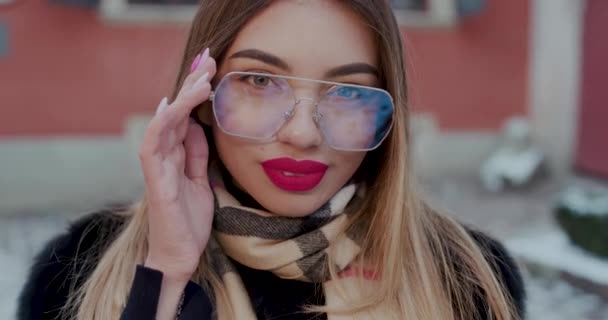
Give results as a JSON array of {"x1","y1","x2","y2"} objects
[{"x1": 256, "y1": 193, "x2": 326, "y2": 218}]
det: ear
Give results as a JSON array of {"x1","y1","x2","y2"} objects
[{"x1": 195, "y1": 101, "x2": 214, "y2": 125}]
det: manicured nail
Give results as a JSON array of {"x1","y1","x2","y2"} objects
[
  {"x1": 155, "y1": 97, "x2": 168, "y2": 115},
  {"x1": 190, "y1": 54, "x2": 202, "y2": 73},
  {"x1": 192, "y1": 72, "x2": 209, "y2": 90},
  {"x1": 200, "y1": 48, "x2": 210, "y2": 67}
]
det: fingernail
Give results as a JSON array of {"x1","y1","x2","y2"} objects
[
  {"x1": 155, "y1": 97, "x2": 168, "y2": 115},
  {"x1": 200, "y1": 48, "x2": 210, "y2": 67},
  {"x1": 190, "y1": 54, "x2": 202, "y2": 73},
  {"x1": 192, "y1": 72, "x2": 209, "y2": 90}
]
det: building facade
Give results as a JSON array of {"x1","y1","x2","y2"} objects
[{"x1": 0, "y1": 0, "x2": 604, "y2": 213}]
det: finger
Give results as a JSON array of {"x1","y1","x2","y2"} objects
[
  {"x1": 182, "y1": 48, "x2": 208, "y2": 88},
  {"x1": 164, "y1": 61, "x2": 215, "y2": 130},
  {"x1": 165, "y1": 142, "x2": 186, "y2": 175},
  {"x1": 180, "y1": 57, "x2": 216, "y2": 98},
  {"x1": 175, "y1": 117, "x2": 190, "y2": 142},
  {"x1": 143, "y1": 93, "x2": 200, "y2": 157},
  {"x1": 184, "y1": 119, "x2": 210, "y2": 185},
  {"x1": 183, "y1": 51, "x2": 217, "y2": 89},
  {"x1": 155, "y1": 97, "x2": 169, "y2": 115},
  {"x1": 139, "y1": 139, "x2": 164, "y2": 197},
  {"x1": 140, "y1": 97, "x2": 172, "y2": 158},
  {"x1": 152, "y1": 56, "x2": 215, "y2": 142},
  {"x1": 140, "y1": 152, "x2": 163, "y2": 192},
  {"x1": 143, "y1": 144, "x2": 184, "y2": 204},
  {"x1": 159, "y1": 79, "x2": 210, "y2": 143},
  {"x1": 140, "y1": 54, "x2": 216, "y2": 165}
]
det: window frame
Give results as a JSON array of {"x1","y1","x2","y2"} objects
[
  {"x1": 392, "y1": 0, "x2": 459, "y2": 27},
  {"x1": 99, "y1": 0, "x2": 458, "y2": 26},
  {"x1": 99, "y1": 0, "x2": 196, "y2": 23}
]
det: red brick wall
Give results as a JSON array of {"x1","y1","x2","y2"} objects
[
  {"x1": 0, "y1": 0, "x2": 529, "y2": 135},
  {"x1": 575, "y1": 0, "x2": 608, "y2": 178},
  {"x1": 0, "y1": 0, "x2": 187, "y2": 135},
  {"x1": 404, "y1": 0, "x2": 529, "y2": 130}
]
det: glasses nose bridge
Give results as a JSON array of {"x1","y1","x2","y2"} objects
[
  {"x1": 294, "y1": 97, "x2": 318, "y2": 106},
  {"x1": 289, "y1": 79, "x2": 324, "y2": 114},
  {"x1": 290, "y1": 97, "x2": 322, "y2": 123}
]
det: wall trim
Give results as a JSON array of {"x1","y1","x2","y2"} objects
[
  {"x1": 0, "y1": 115, "x2": 153, "y2": 215},
  {"x1": 410, "y1": 113, "x2": 500, "y2": 179},
  {"x1": 393, "y1": 0, "x2": 459, "y2": 27},
  {"x1": 529, "y1": 0, "x2": 586, "y2": 176}
]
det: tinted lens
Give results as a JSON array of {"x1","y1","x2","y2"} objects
[
  {"x1": 213, "y1": 73, "x2": 294, "y2": 140},
  {"x1": 212, "y1": 72, "x2": 394, "y2": 151},
  {"x1": 317, "y1": 85, "x2": 393, "y2": 150}
]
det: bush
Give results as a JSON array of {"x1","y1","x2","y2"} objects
[{"x1": 555, "y1": 187, "x2": 608, "y2": 259}]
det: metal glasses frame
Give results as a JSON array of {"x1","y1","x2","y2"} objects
[{"x1": 208, "y1": 71, "x2": 395, "y2": 152}]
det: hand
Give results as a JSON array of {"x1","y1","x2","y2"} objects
[{"x1": 139, "y1": 49, "x2": 217, "y2": 281}]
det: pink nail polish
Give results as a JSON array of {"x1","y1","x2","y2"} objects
[
  {"x1": 199, "y1": 48, "x2": 210, "y2": 67},
  {"x1": 190, "y1": 54, "x2": 202, "y2": 73}
]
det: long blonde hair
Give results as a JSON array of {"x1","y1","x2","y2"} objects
[{"x1": 66, "y1": 1, "x2": 518, "y2": 319}]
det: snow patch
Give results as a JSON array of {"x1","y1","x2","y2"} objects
[
  {"x1": 558, "y1": 186, "x2": 608, "y2": 216},
  {"x1": 506, "y1": 231, "x2": 608, "y2": 285}
]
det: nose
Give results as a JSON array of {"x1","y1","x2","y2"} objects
[{"x1": 275, "y1": 98, "x2": 323, "y2": 150}]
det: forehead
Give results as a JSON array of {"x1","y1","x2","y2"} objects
[{"x1": 223, "y1": 0, "x2": 378, "y2": 77}]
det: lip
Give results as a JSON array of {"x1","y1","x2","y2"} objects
[{"x1": 261, "y1": 157, "x2": 328, "y2": 192}]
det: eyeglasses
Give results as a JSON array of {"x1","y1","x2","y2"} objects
[{"x1": 209, "y1": 71, "x2": 394, "y2": 151}]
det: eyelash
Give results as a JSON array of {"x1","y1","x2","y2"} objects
[
  {"x1": 243, "y1": 68, "x2": 276, "y2": 76},
  {"x1": 237, "y1": 68, "x2": 373, "y2": 88}
]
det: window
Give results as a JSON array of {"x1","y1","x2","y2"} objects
[
  {"x1": 99, "y1": 0, "x2": 197, "y2": 22},
  {"x1": 0, "y1": 22, "x2": 8, "y2": 58},
  {"x1": 390, "y1": 0, "x2": 459, "y2": 27},
  {"x1": 390, "y1": 0, "x2": 427, "y2": 11},
  {"x1": 126, "y1": 0, "x2": 196, "y2": 5},
  {"x1": 100, "y1": 0, "x2": 461, "y2": 25}
]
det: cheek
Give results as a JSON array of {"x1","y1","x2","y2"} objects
[
  {"x1": 331, "y1": 151, "x2": 367, "y2": 178},
  {"x1": 212, "y1": 124, "x2": 263, "y2": 174},
  {"x1": 332, "y1": 114, "x2": 376, "y2": 148},
  {"x1": 211, "y1": 122, "x2": 224, "y2": 150},
  {"x1": 212, "y1": 124, "x2": 241, "y2": 164}
]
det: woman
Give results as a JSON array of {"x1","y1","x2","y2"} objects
[{"x1": 18, "y1": 1, "x2": 526, "y2": 319}]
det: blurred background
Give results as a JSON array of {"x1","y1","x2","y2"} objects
[{"x1": 1, "y1": 0, "x2": 607, "y2": 319}]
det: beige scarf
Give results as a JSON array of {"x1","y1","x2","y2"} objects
[{"x1": 207, "y1": 170, "x2": 397, "y2": 319}]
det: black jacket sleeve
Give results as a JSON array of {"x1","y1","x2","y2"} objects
[
  {"x1": 469, "y1": 229, "x2": 527, "y2": 319},
  {"x1": 17, "y1": 211, "x2": 124, "y2": 320},
  {"x1": 119, "y1": 265, "x2": 163, "y2": 320},
  {"x1": 17, "y1": 209, "x2": 215, "y2": 320},
  {"x1": 120, "y1": 265, "x2": 215, "y2": 320}
]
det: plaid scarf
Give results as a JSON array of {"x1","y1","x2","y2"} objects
[{"x1": 207, "y1": 168, "x2": 396, "y2": 319}]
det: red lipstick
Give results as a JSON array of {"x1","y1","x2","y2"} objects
[{"x1": 261, "y1": 157, "x2": 328, "y2": 192}]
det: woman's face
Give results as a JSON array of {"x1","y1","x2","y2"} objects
[{"x1": 212, "y1": 0, "x2": 378, "y2": 217}]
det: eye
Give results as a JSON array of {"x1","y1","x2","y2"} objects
[
  {"x1": 329, "y1": 86, "x2": 363, "y2": 99},
  {"x1": 244, "y1": 75, "x2": 272, "y2": 87}
]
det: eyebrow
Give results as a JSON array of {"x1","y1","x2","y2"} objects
[
  {"x1": 325, "y1": 63, "x2": 379, "y2": 78},
  {"x1": 229, "y1": 49, "x2": 291, "y2": 71},
  {"x1": 229, "y1": 48, "x2": 379, "y2": 78}
]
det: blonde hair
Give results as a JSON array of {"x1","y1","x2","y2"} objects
[{"x1": 65, "y1": 1, "x2": 519, "y2": 319}]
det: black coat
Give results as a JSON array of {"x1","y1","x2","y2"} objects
[{"x1": 17, "y1": 210, "x2": 526, "y2": 319}]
